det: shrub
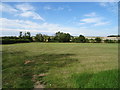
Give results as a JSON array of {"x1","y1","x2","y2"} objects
[
  {"x1": 95, "y1": 37, "x2": 102, "y2": 43},
  {"x1": 1, "y1": 39, "x2": 30, "y2": 44},
  {"x1": 104, "y1": 39, "x2": 117, "y2": 43}
]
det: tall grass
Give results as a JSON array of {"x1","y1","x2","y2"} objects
[{"x1": 71, "y1": 69, "x2": 118, "y2": 88}]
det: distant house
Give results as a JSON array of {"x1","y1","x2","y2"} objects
[
  {"x1": 86, "y1": 36, "x2": 119, "y2": 41},
  {"x1": 85, "y1": 36, "x2": 96, "y2": 40},
  {"x1": 101, "y1": 37, "x2": 118, "y2": 40}
]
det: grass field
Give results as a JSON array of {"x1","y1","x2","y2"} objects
[{"x1": 2, "y1": 43, "x2": 119, "y2": 88}]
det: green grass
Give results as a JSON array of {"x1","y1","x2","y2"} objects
[
  {"x1": 71, "y1": 69, "x2": 118, "y2": 88},
  {"x1": 2, "y1": 43, "x2": 118, "y2": 88}
]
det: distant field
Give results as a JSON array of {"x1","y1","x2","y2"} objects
[{"x1": 2, "y1": 43, "x2": 118, "y2": 88}]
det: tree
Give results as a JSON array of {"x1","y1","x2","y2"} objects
[
  {"x1": 104, "y1": 39, "x2": 117, "y2": 43},
  {"x1": 27, "y1": 32, "x2": 31, "y2": 38},
  {"x1": 85, "y1": 38, "x2": 89, "y2": 43},
  {"x1": 19, "y1": 31, "x2": 22, "y2": 38},
  {"x1": 78, "y1": 35, "x2": 86, "y2": 43},
  {"x1": 95, "y1": 37, "x2": 102, "y2": 43},
  {"x1": 74, "y1": 35, "x2": 86, "y2": 43},
  {"x1": 89, "y1": 39, "x2": 95, "y2": 43},
  {"x1": 43, "y1": 35, "x2": 50, "y2": 42},
  {"x1": 35, "y1": 33, "x2": 44, "y2": 42},
  {"x1": 48, "y1": 37, "x2": 51, "y2": 42},
  {"x1": 54, "y1": 31, "x2": 71, "y2": 42}
]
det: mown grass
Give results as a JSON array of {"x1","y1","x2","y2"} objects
[{"x1": 2, "y1": 43, "x2": 118, "y2": 88}]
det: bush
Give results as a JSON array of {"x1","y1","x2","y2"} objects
[
  {"x1": 35, "y1": 34, "x2": 44, "y2": 42},
  {"x1": 1, "y1": 39, "x2": 30, "y2": 44},
  {"x1": 104, "y1": 39, "x2": 117, "y2": 43},
  {"x1": 73, "y1": 35, "x2": 86, "y2": 43},
  {"x1": 1, "y1": 39, "x2": 15, "y2": 44},
  {"x1": 95, "y1": 37, "x2": 102, "y2": 43}
]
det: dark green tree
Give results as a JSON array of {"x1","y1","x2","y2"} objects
[
  {"x1": 85, "y1": 38, "x2": 89, "y2": 43},
  {"x1": 27, "y1": 32, "x2": 31, "y2": 38},
  {"x1": 95, "y1": 37, "x2": 102, "y2": 43},
  {"x1": 54, "y1": 31, "x2": 71, "y2": 42},
  {"x1": 35, "y1": 33, "x2": 44, "y2": 42},
  {"x1": 89, "y1": 39, "x2": 95, "y2": 43},
  {"x1": 19, "y1": 31, "x2": 22, "y2": 38},
  {"x1": 74, "y1": 35, "x2": 86, "y2": 43}
]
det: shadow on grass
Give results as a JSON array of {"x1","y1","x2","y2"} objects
[
  {"x1": 3, "y1": 52, "x2": 78, "y2": 88},
  {"x1": 32, "y1": 53, "x2": 77, "y2": 71}
]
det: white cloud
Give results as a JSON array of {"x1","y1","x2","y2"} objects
[
  {"x1": 79, "y1": 23, "x2": 86, "y2": 25},
  {"x1": 84, "y1": 12, "x2": 96, "y2": 17},
  {"x1": 80, "y1": 17, "x2": 101, "y2": 23},
  {"x1": 99, "y1": 2, "x2": 118, "y2": 14},
  {"x1": 0, "y1": 18, "x2": 59, "y2": 33},
  {"x1": 43, "y1": 6, "x2": 52, "y2": 10},
  {"x1": 15, "y1": 3, "x2": 35, "y2": 12},
  {"x1": 100, "y1": 2, "x2": 107, "y2": 7},
  {"x1": 80, "y1": 12, "x2": 110, "y2": 26},
  {"x1": 1, "y1": 3, "x2": 44, "y2": 21},
  {"x1": 43, "y1": 5, "x2": 64, "y2": 11},
  {"x1": 0, "y1": 3, "x2": 18, "y2": 13},
  {"x1": 57, "y1": 7, "x2": 64, "y2": 10},
  {"x1": 94, "y1": 22, "x2": 110, "y2": 26},
  {"x1": 19, "y1": 11, "x2": 44, "y2": 21},
  {"x1": 15, "y1": 3, "x2": 44, "y2": 21},
  {"x1": 1, "y1": 18, "x2": 116, "y2": 36}
]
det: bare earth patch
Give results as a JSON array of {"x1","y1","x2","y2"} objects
[
  {"x1": 34, "y1": 81, "x2": 44, "y2": 88},
  {"x1": 32, "y1": 73, "x2": 47, "y2": 88},
  {"x1": 24, "y1": 60, "x2": 34, "y2": 64}
]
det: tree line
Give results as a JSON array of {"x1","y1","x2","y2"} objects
[{"x1": 1, "y1": 31, "x2": 119, "y2": 44}]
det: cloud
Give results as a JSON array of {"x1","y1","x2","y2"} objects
[
  {"x1": 99, "y1": 2, "x2": 118, "y2": 14},
  {"x1": 15, "y1": 3, "x2": 35, "y2": 12},
  {"x1": 19, "y1": 11, "x2": 44, "y2": 21},
  {"x1": 80, "y1": 17, "x2": 101, "y2": 23},
  {"x1": 0, "y1": 18, "x2": 59, "y2": 33},
  {"x1": 79, "y1": 23, "x2": 86, "y2": 25},
  {"x1": 43, "y1": 6, "x2": 52, "y2": 10},
  {"x1": 1, "y1": 3, "x2": 44, "y2": 21},
  {"x1": 57, "y1": 7, "x2": 64, "y2": 10},
  {"x1": 80, "y1": 12, "x2": 110, "y2": 26},
  {"x1": 15, "y1": 3, "x2": 44, "y2": 21},
  {"x1": 43, "y1": 5, "x2": 64, "y2": 11},
  {"x1": 84, "y1": 12, "x2": 96, "y2": 17},
  {"x1": 0, "y1": 3, "x2": 18, "y2": 13},
  {"x1": 1, "y1": 18, "x2": 116, "y2": 36},
  {"x1": 94, "y1": 22, "x2": 110, "y2": 26},
  {"x1": 99, "y1": 2, "x2": 107, "y2": 7}
]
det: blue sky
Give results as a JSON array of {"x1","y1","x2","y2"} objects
[{"x1": 0, "y1": 2, "x2": 118, "y2": 36}]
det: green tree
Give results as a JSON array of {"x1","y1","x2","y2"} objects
[
  {"x1": 89, "y1": 39, "x2": 95, "y2": 43},
  {"x1": 85, "y1": 38, "x2": 89, "y2": 43},
  {"x1": 19, "y1": 31, "x2": 22, "y2": 38},
  {"x1": 95, "y1": 37, "x2": 102, "y2": 43},
  {"x1": 27, "y1": 32, "x2": 31, "y2": 38},
  {"x1": 43, "y1": 35, "x2": 50, "y2": 42},
  {"x1": 74, "y1": 35, "x2": 86, "y2": 43},
  {"x1": 104, "y1": 39, "x2": 117, "y2": 43},
  {"x1": 35, "y1": 33, "x2": 44, "y2": 42},
  {"x1": 54, "y1": 31, "x2": 71, "y2": 42}
]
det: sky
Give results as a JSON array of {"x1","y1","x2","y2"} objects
[{"x1": 0, "y1": 2, "x2": 118, "y2": 36}]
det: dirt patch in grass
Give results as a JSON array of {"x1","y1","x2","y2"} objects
[{"x1": 3, "y1": 52, "x2": 77, "y2": 88}]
